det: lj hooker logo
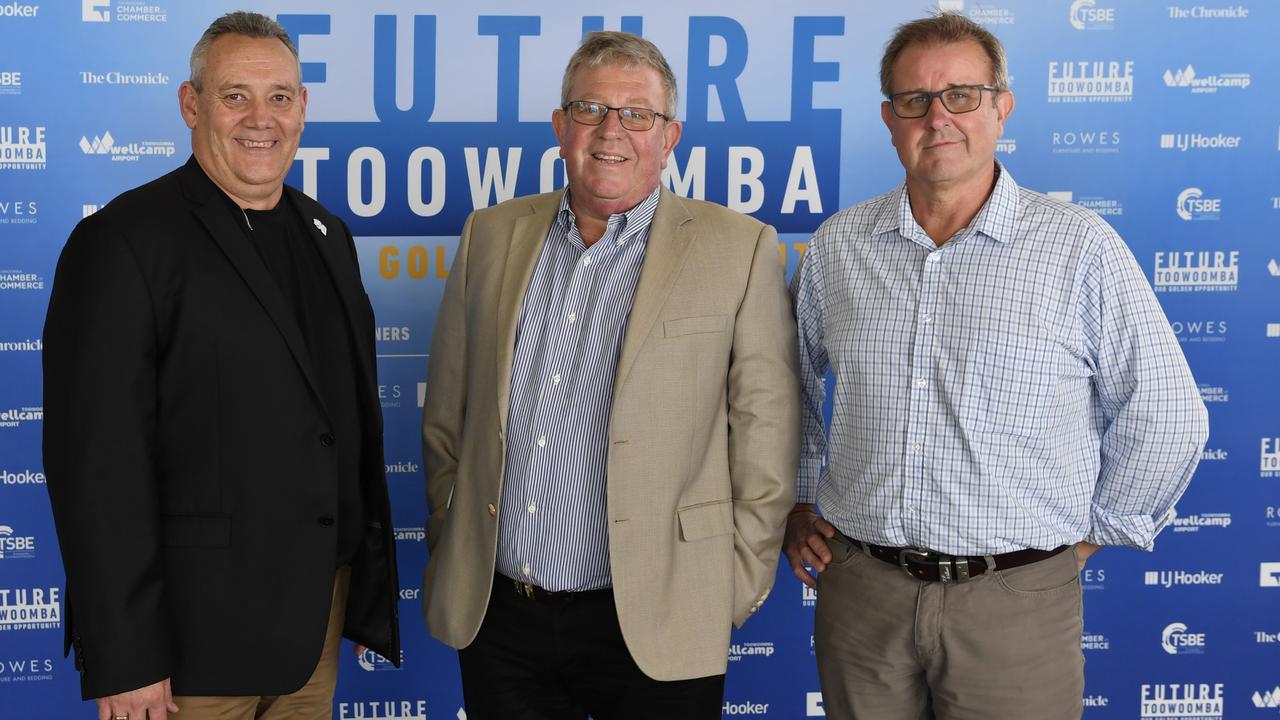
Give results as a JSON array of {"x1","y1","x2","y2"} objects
[{"x1": 0, "y1": 587, "x2": 60, "y2": 631}]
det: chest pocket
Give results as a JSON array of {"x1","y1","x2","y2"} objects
[{"x1": 961, "y1": 331, "x2": 1060, "y2": 437}]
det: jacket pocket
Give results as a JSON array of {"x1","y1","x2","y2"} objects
[
  {"x1": 161, "y1": 513, "x2": 231, "y2": 548},
  {"x1": 664, "y1": 315, "x2": 727, "y2": 337},
  {"x1": 677, "y1": 499, "x2": 733, "y2": 541}
]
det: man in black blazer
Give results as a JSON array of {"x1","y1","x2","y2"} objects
[{"x1": 42, "y1": 12, "x2": 399, "y2": 720}]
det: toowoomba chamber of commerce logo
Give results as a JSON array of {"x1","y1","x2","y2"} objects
[
  {"x1": 1163, "y1": 64, "x2": 1251, "y2": 93},
  {"x1": 82, "y1": 0, "x2": 166, "y2": 23},
  {"x1": 1153, "y1": 250, "x2": 1238, "y2": 293},
  {"x1": 1140, "y1": 683, "x2": 1223, "y2": 719},
  {"x1": 1048, "y1": 60, "x2": 1134, "y2": 103},
  {"x1": 1047, "y1": 191, "x2": 1122, "y2": 217},
  {"x1": 936, "y1": 1, "x2": 1016, "y2": 26},
  {"x1": 0, "y1": 587, "x2": 60, "y2": 631},
  {"x1": 0, "y1": 126, "x2": 45, "y2": 171},
  {"x1": 0, "y1": 270, "x2": 45, "y2": 292},
  {"x1": 80, "y1": 131, "x2": 175, "y2": 162},
  {"x1": 1198, "y1": 384, "x2": 1228, "y2": 403}
]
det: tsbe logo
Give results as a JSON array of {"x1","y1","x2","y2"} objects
[
  {"x1": 79, "y1": 131, "x2": 176, "y2": 162},
  {"x1": 806, "y1": 691, "x2": 825, "y2": 717},
  {"x1": 1153, "y1": 250, "x2": 1238, "y2": 293},
  {"x1": 1170, "y1": 318, "x2": 1226, "y2": 344},
  {"x1": 1262, "y1": 438, "x2": 1280, "y2": 478},
  {"x1": 392, "y1": 526, "x2": 424, "y2": 542},
  {"x1": 0, "y1": 70, "x2": 20, "y2": 96},
  {"x1": 0, "y1": 405, "x2": 42, "y2": 429},
  {"x1": 1163, "y1": 64, "x2": 1251, "y2": 93},
  {"x1": 1171, "y1": 512, "x2": 1231, "y2": 533},
  {"x1": 1051, "y1": 129, "x2": 1119, "y2": 154},
  {"x1": 0, "y1": 271, "x2": 46, "y2": 293},
  {"x1": 1261, "y1": 563, "x2": 1280, "y2": 588},
  {"x1": 0, "y1": 525, "x2": 35, "y2": 560},
  {"x1": 1047, "y1": 60, "x2": 1134, "y2": 103},
  {"x1": 1198, "y1": 385, "x2": 1228, "y2": 404},
  {"x1": 82, "y1": 0, "x2": 167, "y2": 23},
  {"x1": 1253, "y1": 686, "x2": 1280, "y2": 708},
  {"x1": 356, "y1": 648, "x2": 401, "y2": 672},
  {"x1": 0, "y1": 199, "x2": 36, "y2": 225},
  {"x1": 1143, "y1": 569, "x2": 1224, "y2": 588},
  {"x1": 1162, "y1": 622, "x2": 1206, "y2": 655},
  {"x1": 0, "y1": 469, "x2": 44, "y2": 486},
  {"x1": 0, "y1": 125, "x2": 46, "y2": 171},
  {"x1": 1168, "y1": 5, "x2": 1249, "y2": 20},
  {"x1": 336, "y1": 701, "x2": 428, "y2": 720},
  {"x1": 723, "y1": 701, "x2": 769, "y2": 716},
  {"x1": 1069, "y1": 0, "x2": 1116, "y2": 30},
  {"x1": 0, "y1": 656, "x2": 54, "y2": 683},
  {"x1": 0, "y1": 587, "x2": 60, "y2": 631},
  {"x1": 1081, "y1": 630, "x2": 1110, "y2": 651},
  {"x1": 1160, "y1": 132, "x2": 1241, "y2": 151},
  {"x1": 727, "y1": 641, "x2": 775, "y2": 662},
  {"x1": 1176, "y1": 187, "x2": 1221, "y2": 220},
  {"x1": 0, "y1": 3, "x2": 39, "y2": 18},
  {"x1": 1046, "y1": 190, "x2": 1123, "y2": 217},
  {"x1": 1140, "y1": 683, "x2": 1224, "y2": 719}
]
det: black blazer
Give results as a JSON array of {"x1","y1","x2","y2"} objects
[{"x1": 42, "y1": 156, "x2": 400, "y2": 700}]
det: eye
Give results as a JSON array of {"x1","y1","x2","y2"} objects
[
  {"x1": 271, "y1": 94, "x2": 293, "y2": 103},
  {"x1": 222, "y1": 92, "x2": 245, "y2": 102},
  {"x1": 579, "y1": 102, "x2": 605, "y2": 116},
  {"x1": 621, "y1": 107, "x2": 652, "y2": 122},
  {"x1": 904, "y1": 94, "x2": 929, "y2": 106},
  {"x1": 946, "y1": 88, "x2": 974, "y2": 102}
]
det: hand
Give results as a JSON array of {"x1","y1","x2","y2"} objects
[
  {"x1": 354, "y1": 644, "x2": 368, "y2": 657},
  {"x1": 1074, "y1": 541, "x2": 1101, "y2": 571},
  {"x1": 96, "y1": 678, "x2": 178, "y2": 720},
  {"x1": 783, "y1": 503, "x2": 837, "y2": 589}
]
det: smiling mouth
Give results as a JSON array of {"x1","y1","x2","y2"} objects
[
  {"x1": 592, "y1": 152, "x2": 627, "y2": 164},
  {"x1": 238, "y1": 139, "x2": 277, "y2": 149}
]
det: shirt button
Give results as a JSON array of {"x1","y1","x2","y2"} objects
[
  {"x1": 319, "y1": 433, "x2": 335, "y2": 447},
  {"x1": 908, "y1": 504, "x2": 918, "y2": 513},
  {"x1": 915, "y1": 378, "x2": 927, "y2": 388},
  {"x1": 920, "y1": 312, "x2": 932, "y2": 323},
  {"x1": 537, "y1": 436, "x2": 546, "y2": 448},
  {"x1": 582, "y1": 256, "x2": 591, "y2": 267},
  {"x1": 927, "y1": 254, "x2": 940, "y2": 264},
  {"x1": 567, "y1": 313, "x2": 577, "y2": 324},
  {"x1": 910, "y1": 442, "x2": 922, "y2": 453},
  {"x1": 615, "y1": 238, "x2": 624, "y2": 246},
  {"x1": 487, "y1": 503, "x2": 497, "y2": 517},
  {"x1": 552, "y1": 373, "x2": 561, "y2": 384},
  {"x1": 527, "y1": 503, "x2": 537, "y2": 514},
  {"x1": 317, "y1": 515, "x2": 335, "y2": 527},
  {"x1": 522, "y1": 564, "x2": 531, "y2": 576}
]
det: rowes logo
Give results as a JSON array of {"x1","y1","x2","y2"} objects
[
  {"x1": 0, "y1": 70, "x2": 19, "y2": 95},
  {"x1": 1081, "y1": 567, "x2": 1106, "y2": 590},
  {"x1": 728, "y1": 641, "x2": 775, "y2": 662},
  {"x1": 336, "y1": 701, "x2": 427, "y2": 720},
  {"x1": 1081, "y1": 630, "x2": 1110, "y2": 650},
  {"x1": 1198, "y1": 385, "x2": 1228, "y2": 403},
  {"x1": 1143, "y1": 569, "x2": 1224, "y2": 588},
  {"x1": 1140, "y1": 683, "x2": 1223, "y2": 719},
  {"x1": 1046, "y1": 191, "x2": 1123, "y2": 217},
  {"x1": 1051, "y1": 129, "x2": 1120, "y2": 154},
  {"x1": 1168, "y1": 5, "x2": 1249, "y2": 19},
  {"x1": 1263, "y1": 438, "x2": 1280, "y2": 478},
  {"x1": 0, "y1": 4, "x2": 39, "y2": 18},
  {"x1": 0, "y1": 587, "x2": 60, "y2": 630},
  {"x1": 82, "y1": 0, "x2": 166, "y2": 23},
  {"x1": 0, "y1": 406, "x2": 41, "y2": 429},
  {"x1": 0, "y1": 469, "x2": 44, "y2": 486},
  {"x1": 1069, "y1": 0, "x2": 1116, "y2": 30},
  {"x1": 1048, "y1": 60, "x2": 1134, "y2": 103},
  {"x1": 1176, "y1": 187, "x2": 1221, "y2": 220},
  {"x1": 1256, "y1": 686, "x2": 1280, "y2": 708},
  {"x1": 0, "y1": 126, "x2": 46, "y2": 170},
  {"x1": 1160, "y1": 133, "x2": 1241, "y2": 151},
  {"x1": 1259, "y1": 563, "x2": 1280, "y2": 587},
  {"x1": 1163, "y1": 64, "x2": 1251, "y2": 93},
  {"x1": 1268, "y1": 506, "x2": 1280, "y2": 529},
  {"x1": 0, "y1": 270, "x2": 45, "y2": 292},
  {"x1": 1171, "y1": 319, "x2": 1225, "y2": 344},
  {"x1": 0, "y1": 656, "x2": 54, "y2": 684},
  {"x1": 1162, "y1": 622, "x2": 1206, "y2": 655},
  {"x1": 0, "y1": 199, "x2": 36, "y2": 224},
  {"x1": 1171, "y1": 512, "x2": 1231, "y2": 533},
  {"x1": 0, "y1": 525, "x2": 35, "y2": 560},
  {"x1": 79, "y1": 131, "x2": 176, "y2": 162},
  {"x1": 1153, "y1": 250, "x2": 1237, "y2": 293},
  {"x1": 356, "y1": 648, "x2": 401, "y2": 672}
]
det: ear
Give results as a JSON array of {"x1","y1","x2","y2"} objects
[
  {"x1": 179, "y1": 81, "x2": 199, "y2": 130},
  {"x1": 659, "y1": 120, "x2": 682, "y2": 169},
  {"x1": 994, "y1": 89, "x2": 1014, "y2": 132},
  {"x1": 880, "y1": 100, "x2": 894, "y2": 139},
  {"x1": 299, "y1": 85, "x2": 309, "y2": 122},
  {"x1": 551, "y1": 107, "x2": 569, "y2": 158}
]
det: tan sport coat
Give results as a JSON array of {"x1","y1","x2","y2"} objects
[{"x1": 421, "y1": 185, "x2": 799, "y2": 681}]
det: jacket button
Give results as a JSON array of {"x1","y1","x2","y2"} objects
[
  {"x1": 317, "y1": 516, "x2": 335, "y2": 527},
  {"x1": 487, "y1": 504, "x2": 497, "y2": 517},
  {"x1": 320, "y1": 433, "x2": 335, "y2": 447}
]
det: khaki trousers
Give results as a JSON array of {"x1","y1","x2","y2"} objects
[
  {"x1": 814, "y1": 534, "x2": 1084, "y2": 720},
  {"x1": 171, "y1": 566, "x2": 350, "y2": 720}
]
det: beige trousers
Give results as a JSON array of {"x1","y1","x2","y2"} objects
[
  {"x1": 171, "y1": 566, "x2": 350, "y2": 720},
  {"x1": 814, "y1": 534, "x2": 1084, "y2": 720}
]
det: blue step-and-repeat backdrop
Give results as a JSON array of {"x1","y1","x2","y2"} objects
[{"x1": 3, "y1": 1, "x2": 1279, "y2": 718}]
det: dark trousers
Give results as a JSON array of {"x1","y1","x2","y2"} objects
[{"x1": 458, "y1": 575, "x2": 725, "y2": 719}]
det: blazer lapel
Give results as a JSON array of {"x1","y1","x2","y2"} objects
[
  {"x1": 494, "y1": 193, "x2": 559, "y2": 430},
  {"x1": 614, "y1": 187, "x2": 695, "y2": 399}
]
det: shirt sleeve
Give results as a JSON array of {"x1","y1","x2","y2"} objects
[
  {"x1": 1080, "y1": 226, "x2": 1209, "y2": 549},
  {"x1": 790, "y1": 239, "x2": 830, "y2": 504}
]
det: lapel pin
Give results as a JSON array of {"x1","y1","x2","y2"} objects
[{"x1": 313, "y1": 218, "x2": 327, "y2": 236}]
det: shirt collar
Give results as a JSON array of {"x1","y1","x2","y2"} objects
[
  {"x1": 556, "y1": 186, "x2": 662, "y2": 246},
  {"x1": 872, "y1": 161, "x2": 1021, "y2": 245}
]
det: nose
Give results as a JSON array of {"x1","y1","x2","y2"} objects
[
  {"x1": 594, "y1": 107, "x2": 626, "y2": 137},
  {"x1": 244, "y1": 96, "x2": 274, "y2": 127},
  {"x1": 922, "y1": 94, "x2": 953, "y2": 129}
]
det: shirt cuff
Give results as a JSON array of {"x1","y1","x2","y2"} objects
[{"x1": 1086, "y1": 504, "x2": 1173, "y2": 550}]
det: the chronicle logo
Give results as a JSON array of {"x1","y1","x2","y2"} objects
[
  {"x1": 1160, "y1": 133, "x2": 1241, "y2": 151},
  {"x1": 1171, "y1": 512, "x2": 1231, "y2": 533},
  {"x1": 0, "y1": 656, "x2": 55, "y2": 683},
  {"x1": 1168, "y1": 5, "x2": 1249, "y2": 20},
  {"x1": 1143, "y1": 569, "x2": 1224, "y2": 588},
  {"x1": 0, "y1": 70, "x2": 20, "y2": 95},
  {"x1": 0, "y1": 406, "x2": 41, "y2": 429},
  {"x1": 335, "y1": 700, "x2": 427, "y2": 720},
  {"x1": 356, "y1": 648, "x2": 401, "y2": 672},
  {"x1": 1162, "y1": 622, "x2": 1206, "y2": 655},
  {"x1": 0, "y1": 199, "x2": 36, "y2": 225},
  {"x1": 0, "y1": 339, "x2": 41, "y2": 352},
  {"x1": 80, "y1": 70, "x2": 170, "y2": 86},
  {"x1": 1046, "y1": 190, "x2": 1123, "y2": 217},
  {"x1": 1069, "y1": 0, "x2": 1116, "y2": 30},
  {"x1": 1163, "y1": 64, "x2": 1251, "y2": 93},
  {"x1": 1140, "y1": 683, "x2": 1224, "y2": 719},
  {"x1": 1048, "y1": 60, "x2": 1134, "y2": 103},
  {"x1": 0, "y1": 270, "x2": 45, "y2": 292},
  {"x1": 79, "y1": 131, "x2": 176, "y2": 162},
  {"x1": 1051, "y1": 129, "x2": 1120, "y2": 154},
  {"x1": 0, "y1": 587, "x2": 60, "y2": 631},
  {"x1": 82, "y1": 0, "x2": 167, "y2": 23},
  {"x1": 1081, "y1": 630, "x2": 1110, "y2": 651},
  {"x1": 1257, "y1": 630, "x2": 1279, "y2": 644},
  {"x1": 0, "y1": 525, "x2": 35, "y2": 560},
  {"x1": 0, "y1": 126, "x2": 46, "y2": 171},
  {"x1": 1153, "y1": 250, "x2": 1238, "y2": 293},
  {"x1": 1256, "y1": 686, "x2": 1280, "y2": 708},
  {"x1": 1176, "y1": 187, "x2": 1221, "y2": 221},
  {"x1": 385, "y1": 460, "x2": 420, "y2": 475},
  {"x1": 1170, "y1": 318, "x2": 1226, "y2": 343},
  {"x1": 1262, "y1": 438, "x2": 1280, "y2": 478},
  {"x1": 728, "y1": 641, "x2": 776, "y2": 662}
]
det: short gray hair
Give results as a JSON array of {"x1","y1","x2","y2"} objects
[
  {"x1": 879, "y1": 12, "x2": 1010, "y2": 97},
  {"x1": 189, "y1": 11, "x2": 299, "y2": 92},
  {"x1": 561, "y1": 31, "x2": 678, "y2": 118}
]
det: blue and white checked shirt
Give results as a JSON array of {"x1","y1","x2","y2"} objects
[
  {"x1": 495, "y1": 188, "x2": 659, "y2": 591},
  {"x1": 793, "y1": 164, "x2": 1208, "y2": 555}
]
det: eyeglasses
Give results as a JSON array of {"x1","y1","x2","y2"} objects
[
  {"x1": 887, "y1": 84, "x2": 1000, "y2": 119},
  {"x1": 562, "y1": 100, "x2": 670, "y2": 132}
]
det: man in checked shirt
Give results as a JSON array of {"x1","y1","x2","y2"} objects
[{"x1": 784, "y1": 13, "x2": 1208, "y2": 719}]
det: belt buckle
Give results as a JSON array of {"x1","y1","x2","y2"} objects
[
  {"x1": 898, "y1": 548, "x2": 935, "y2": 581},
  {"x1": 898, "y1": 548, "x2": 972, "y2": 584}
]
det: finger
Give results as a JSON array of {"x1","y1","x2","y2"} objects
[
  {"x1": 96, "y1": 699, "x2": 112, "y2": 720},
  {"x1": 354, "y1": 644, "x2": 368, "y2": 657},
  {"x1": 806, "y1": 534, "x2": 833, "y2": 563},
  {"x1": 791, "y1": 561, "x2": 817, "y2": 589},
  {"x1": 815, "y1": 517, "x2": 838, "y2": 538},
  {"x1": 799, "y1": 546, "x2": 826, "y2": 574}
]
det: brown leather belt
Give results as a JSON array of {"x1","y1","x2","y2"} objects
[{"x1": 848, "y1": 535, "x2": 1069, "y2": 584}]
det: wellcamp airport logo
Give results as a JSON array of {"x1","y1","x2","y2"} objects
[
  {"x1": 1153, "y1": 250, "x2": 1238, "y2": 293},
  {"x1": 336, "y1": 700, "x2": 427, "y2": 720},
  {"x1": 1069, "y1": 0, "x2": 1116, "y2": 30},
  {"x1": 0, "y1": 405, "x2": 41, "y2": 430},
  {"x1": 1140, "y1": 683, "x2": 1224, "y2": 719},
  {"x1": 82, "y1": 0, "x2": 166, "y2": 23},
  {"x1": 1170, "y1": 512, "x2": 1231, "y2": 533},
  {"x1": 1143, "y1": 569, "x2": 1224, "y2": 588},
  {"x1": 1048, "y1": 60, "x2": 1134, "y2": 103},
  {"x1": 1163, "y1": 64, "x2": 1251, "y2": 93},
  {"x1": 1176, "y1": 187, "x2": 1221, "y2": 220},
  {"x1": 1162, "y1": 622, "x2": 1206, "y2": 655},
  {"x1": 728, "y1": 641, "x2": 776, "y2": 662},
  {"x1": 393, "y1": 526, "x2": 424, "y2": 543},
  {"x1": 79, "y1": 131, "x2": 176, "y2": 162},
  {"x1": 0, "y1": 125, "x2": 45, "y2": 171},
  {"x1": 995, "y1": 138, "x2": 1016, "y2": 154},
  {"x1": 1256, "y1": 686, "x2": 1280, "y2": 708},
  {"x1": 1160, "y1": 132, "x2": 1240, "y2": 151}
]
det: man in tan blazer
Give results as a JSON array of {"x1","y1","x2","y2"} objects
[{"x1": 421, "y1": 31, "x2": 798, "y2": 719}]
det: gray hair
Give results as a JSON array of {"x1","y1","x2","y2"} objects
[
  {"x1": 879, "y1": 12, "x2": 1010, "y2": 97},
  {"x1": 561, "y1": 31, "x2": 679, "y2": 118},
  {"x1": 189, "y1": 11, "x2": 299, "y2": 92}
]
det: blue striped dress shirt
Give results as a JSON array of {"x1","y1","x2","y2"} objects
[
  {"x1": 496, "y1": 188, "x2": 659, "y2": 591},
  {"x1": 792, "y1": 164, "x2": 1208, "y2": 555}
]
